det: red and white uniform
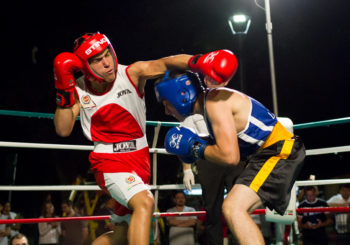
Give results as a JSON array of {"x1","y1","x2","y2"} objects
[{"x1": 75, "y1": 64, "x2": 151, "y2": 220}]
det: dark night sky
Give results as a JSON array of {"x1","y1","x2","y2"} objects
[{"x1": 1, "y1": 0, "x2": 350, "y2": 228}]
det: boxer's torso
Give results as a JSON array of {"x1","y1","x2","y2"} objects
[
  {"x1": 75, "y1": 64, "x2": 150, "y2": 174},
  {"x1": 204, "y1": 88, "x2": 278, "y2": 157},
  {"x1": 76, "y1": 64, "x2": 147, "y2": 143}
]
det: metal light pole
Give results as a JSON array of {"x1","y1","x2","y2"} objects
[
  {"x1": 264, "y1": 0, "x2": 279, "y2": 116},
  {"x1": 228, "y1": 14, "x2": 251, "y2": 93}
]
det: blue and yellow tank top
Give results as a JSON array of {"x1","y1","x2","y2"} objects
[{"x1": 204, "y1": 88, "x2": 280, "y2": 158}]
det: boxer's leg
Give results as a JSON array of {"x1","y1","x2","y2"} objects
[
  {"x1": 222, "y1": 184, "x2": 264, "y2": 245},
  {"x1": 102, "y1": 172, "x2": 154, "y2": 245},
  {"x1": 128, "y1": 190, "x2": 154, "y2": 245}
]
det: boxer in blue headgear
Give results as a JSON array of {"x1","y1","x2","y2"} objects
[
  {"x1": 157, "y1": 65, "x2": 305, "y2": 245},
  {"x1": 154, "y1": 71, "x2": 203, "y2": 118}
]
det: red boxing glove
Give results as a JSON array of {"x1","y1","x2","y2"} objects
[
  {"x1": 53, "y1": 52, "x2": 82, "y2": 107},
  {"x1": 188, "y1": 49, "x2": 238, "y2": 84}
]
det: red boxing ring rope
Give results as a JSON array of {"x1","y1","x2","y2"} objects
[
  {"x1": 0, "y1": 216, "x2": 110, "y2": 224},
  {"x1": 1, "y1": 207, "x2": 349, "y2": 224}
]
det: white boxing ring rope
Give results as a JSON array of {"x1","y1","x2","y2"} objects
[
  {"x1": 0, "y1": 139, "x2": 350, "y2": 193},
  {"x1": 0, "y1": 141, "x2": 169, "y2": 154},
  {"x1": 0, "y1": 117, "x2": 350, "y2": 215},
  {"x1": 1, "y1": 141, "x2": 350, "y2": 156},
  {"x1": 1, "y1": 179, "x2": 350, "y2": 192},
  {"x1": 1, "y1": 112, "x2": 350, "y2": 245}
]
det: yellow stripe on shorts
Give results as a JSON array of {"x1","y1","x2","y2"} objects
[{"x1": 249, "y1": 139, "x2": 295, "y2": 192}]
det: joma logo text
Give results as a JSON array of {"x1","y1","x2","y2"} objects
[
  {"x1": 117, "y1": 89, "x2": 131, "y2": 98},
  {"x1": 113, "y1": 140, "x2": 137, "y2": 152}
]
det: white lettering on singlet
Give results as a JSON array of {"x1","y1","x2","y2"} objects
[{"x1": 113, "y1": 140, "x2": 137, "y2": 152}]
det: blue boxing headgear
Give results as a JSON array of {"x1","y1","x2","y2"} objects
[{"x1": 155, "y1": 71, "x2": 201, "y2": 117}]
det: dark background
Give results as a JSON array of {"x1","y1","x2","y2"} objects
[{"x1": 1, "y1": 0, "x2": 349, "y2": 239}]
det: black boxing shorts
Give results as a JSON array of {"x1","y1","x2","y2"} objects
[{"x1": 235, "y1": 136, "x2": 305, "y2": 215}]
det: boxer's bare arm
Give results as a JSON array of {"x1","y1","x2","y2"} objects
[
  {"x1": 203, "y1": 91, "x2": 241, "y2": 165},
  {"x1": 127, "y1": 54, "x2": 192, "y2": 95},
  {"x1": 54, "y1": 101, "x2": 80, "y2": 137}
]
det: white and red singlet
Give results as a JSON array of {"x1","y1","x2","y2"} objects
[{"x1": 75, "y1": 64, "x2": 151, "y2": 219}]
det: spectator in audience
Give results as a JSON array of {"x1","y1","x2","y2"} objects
[
  {"x1": 298, "y1": 186, "x2": 333, "y2": 245},
  {"x1": 38, "y1": 201, "x2": 61, "y2": 245},
  {"x1": 3, "y1": 202, "x2": 21, "y2": 239},
  {"x1": 94, "y1": 195, "x2": 116, "y2": 237},
  {"x1": 0, "y1": 202, "x2": 11, "y2": 245},
  {"x1": 297, "y1": 175, "x2": 319, "y2": 204},
  {"x1": 327, "y1": 184, "x2": 350, "y2": 245},
  {"x1": 10, "y1": 233, "x2": 29, "y2": 245},
  {"x1": 61, "y1": 199, "x2": 89, "y2": 245},
  {"x1": 75, "y1": 193, "x2": 88, "y2": 217},
  {"x1": 167, "y1": 191, "x2": 197, "y2": 245}
]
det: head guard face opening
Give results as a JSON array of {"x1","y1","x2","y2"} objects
[
  {"x1": 154, "y1": 71, "x2": 200, "y2": 117},
  {"x1": 73, "y1": 32, "x2": 118, "y2": 83}
]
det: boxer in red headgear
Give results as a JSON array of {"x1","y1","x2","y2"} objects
[
  {"x1": 53, "y1": 32, "x2": 238, "y2": 245},
  {"x1": 73, "y1": 32, "x2": 118, "y2": 83}
]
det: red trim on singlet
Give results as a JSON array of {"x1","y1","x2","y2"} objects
[
  {"x1": 90, "y1": 103, "x2": 144, "y2": 142},
  {"x1": 125, "y1": 65, "x2": 143, "y2": 98}
]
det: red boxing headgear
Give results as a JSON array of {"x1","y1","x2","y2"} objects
[{"x1": 73, "y1": 32, "x2": 118, "y2": 83}]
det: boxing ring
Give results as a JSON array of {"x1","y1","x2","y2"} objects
[{"x1": 0, "y1": 109, "x2": 350, "y2": 244}]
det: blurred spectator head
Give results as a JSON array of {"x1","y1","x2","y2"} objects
[
  {"x1": 104, "y1": 196, "x2": 116, "y2": 209},
  {"x1": 96, "y1": 194, "x2": 116, "y2": 211},
  {"x1": 41, "y1": 201, "x2": 55, "y2": 218},
  {"x1": 11, "y1": 233, "x2": 28, "y2": 245},
  {"x1": 339, "y1": 184, "x2": 350, "y2": 200},
  {"x1": 3, "y1": 201, "x2": 11, "y2": 214},
  {"x1": 173, "y1": 191, "x2": 186, "y2": 207},
  {"x1": 303, "y1": 186, "x2": 318, "y2": 202},
  {"x1": 61, "y1": 199, "x2": 74, "y2": 216}
]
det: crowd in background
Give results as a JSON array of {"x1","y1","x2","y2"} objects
[{"x1": 0, "y1": 183, "x2": 349, "y2": 245}]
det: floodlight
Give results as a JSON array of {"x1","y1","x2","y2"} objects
[{"x1": 228, "y1": 14, "x2": 251, "y2": 35}]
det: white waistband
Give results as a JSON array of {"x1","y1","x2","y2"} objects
[{"x1": 93, "y1": 136, "x2": 148, "y2": 153}]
